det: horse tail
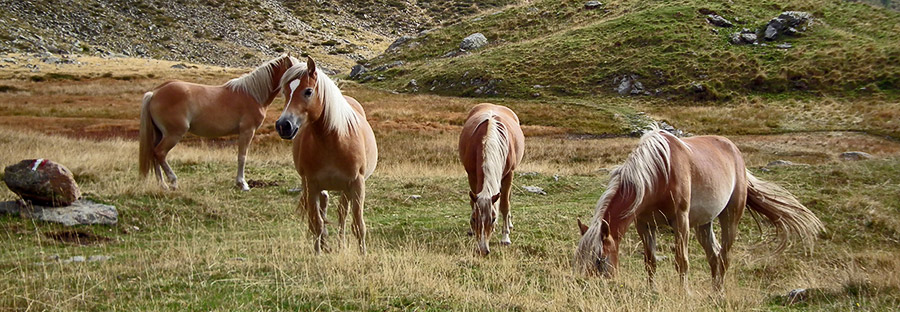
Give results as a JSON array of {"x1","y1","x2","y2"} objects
[
  {"x1": 138, "y1": 91, "x2": 160, "y2": 178},
  {"x1": 745, "y1": 170, "x2": 824, "y2": 252}
]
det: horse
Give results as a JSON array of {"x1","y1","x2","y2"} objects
[
  {"x1": 459, "y1": 103, "x2": 525, "y2": 256},
  {"x1": 139, "y1": 54, "x2": 299, "y2": 191},
  {"x1": 573, "y1": 125, "x2": 824, "y2": 292},
  {"x1": 275, "y1": 57, "x2": 378, "y2": 255}
]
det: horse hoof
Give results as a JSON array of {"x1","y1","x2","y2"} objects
[{"x1": 500, "y1": 240, "x2": 511, "y2": 246}]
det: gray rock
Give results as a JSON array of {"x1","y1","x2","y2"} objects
[
  {"x1": 372, "y1": 61, "x2": 404, "y2": 72},
  {"x1": 69, "y1": 256, "x2": 85, "y2": 262},
  {"x1": 171, "y1": 63, "x2": 188, "y2": 69},
  {"x1": 840, "y1": 151, "x2": 873, "y2": 161},
  {"x1": 460, "y1": 33, "x2": 488, "y2": 51},
  {"x1": 706, "y1": 14, "x2": 733, "y2": 27},
  {"x1": 287, "y1": 188, "x2": 302, "y2": 193},
  {"x1": 767, "y1": 160, "x2": 796, "y2": 167},
  {"x1": 729, "y1": 32, "x2": 744, "y2": 45},
  {"x1": 407, "y1": 195, "x2": 422, "y2": 200},
  {"x1": 775, "y1": 43, "x2": 792, "y2": 49},
  {"x1": 522, "y1": 185, "x2": 547, "y2": 195},
  {"x1": 386, "y1": 35, "x2": 414, "y2": 53},
  {"x1": 349, "y1": 64, "x2": 367, "y2": 79},
  {"x1": 4, "y1": 159, "x2": 80, "y2": 206},
  {"x1": 764, "y1": 11, "x2": 812, "y2": 41},
  {"x1": 615, "y1": 75, "x2": 646, "y2": 95},
  {"x1": 584, "y1": 1, "x2": 603, "y2": 9},
  {"x1": 0, "y1": 199, "x2": 118, "y2": 226},
  {"x1": 741, "y1": 33, "x2": 758, "y2": 44},
  {"x1": 2, "y1": 57, "x2": 15, "y2": 64}
]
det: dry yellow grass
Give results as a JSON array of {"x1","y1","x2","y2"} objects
[{"x1": 2, "y1": 56, "x2": 900, "y2": 310}]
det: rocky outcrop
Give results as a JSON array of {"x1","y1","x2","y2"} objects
[
  {"x1": 4, "y1": 159, "x2": 80, "y2": 206},
  {"x1": 764, "y1": 11, "x2": 812, "y2": 41}
]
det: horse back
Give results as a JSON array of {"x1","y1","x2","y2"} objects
[{"x1": 459, "y1": 103, "x2": 525, "y2": 176}]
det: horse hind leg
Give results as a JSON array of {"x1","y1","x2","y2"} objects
[
  {"x1": 348, "y1": 177, "x2": 367, "y2": 255},
  {"x1": 499, "y1": 173, "x2": 513, "y2": 246},
  {"x1": 154, "y1": 132, "x2": 184, "y2": 190},
  {"x1": 337, "y1": 193, "x2": 350, "y2": 249},
  {"x1": 718, "y1": 188, "x2": 746, "y2": 286},
  {"x1": 696, "y1": 222, "x2": 725, "y2": 292}
]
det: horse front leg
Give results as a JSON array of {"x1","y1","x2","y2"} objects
[
  {"x1": 499, "y1": 173, "x2": 513, "y2": 246},
  {"x1": 304, "y1": 183, "x2": 328, "y2": 254},
  {"x1": 235, "y1": 129, "x2": 255, "y2": 191},
  {"x1": 636, "y1": 219, "x2": 659, "y2": 288}
]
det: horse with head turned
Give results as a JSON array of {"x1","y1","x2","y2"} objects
[
  {"x1": 139, "y1": 54, "x2": 299, "y2": 190},
  {"x1": 459, "y1": 103, "x2": 525, "y2": 256},
  {"x1": 276, "y1": 57, "x2": 378, "y2": 255}
]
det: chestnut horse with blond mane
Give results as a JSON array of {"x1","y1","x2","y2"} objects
[
  {"x1": 574, "y1": 125, "x2": 824, "y2": 292},
  {"x1": 275, "y1": 57, "x2": 378, "y2": 255},
  {"x1": 459, "y1": 103, "x2": 525, "y2": 256},
  {"x1": 139, "y1": 54, "x2": 299, "y2": 190}
]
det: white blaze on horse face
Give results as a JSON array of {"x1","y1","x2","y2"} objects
[{"x1": 282, "y1": 79, "x2": 301, "y2": 116}]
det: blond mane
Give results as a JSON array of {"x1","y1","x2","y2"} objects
[
  {"x1": 224, "y1": 54, "x2": 298, "y2": 105},
  {"x1": 280, "y1": 64, "x2": 359, "y2": 136}
]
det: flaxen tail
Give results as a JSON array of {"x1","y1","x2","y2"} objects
[
  {"x1": 138, "y1": 92, "x2": 160, "y2": 178},
  {"x1": 746, "y1": 170, "x2": 824, "y2": 252}
]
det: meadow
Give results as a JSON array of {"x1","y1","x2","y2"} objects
[{"x1": 1, "y1": 55, "x2": 900, "y2": 311}]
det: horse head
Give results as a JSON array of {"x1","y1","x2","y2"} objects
[
  {"x1": 574, "y1": 218, "x2": 618, "y2": 277},
  {"x1": 276, "y1": 57, "x2": 321, "y2": 140},
  {"x1": 469, "y1": 191, "x2": 500, "y2": 256}
]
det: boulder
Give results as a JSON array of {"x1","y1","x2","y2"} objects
[
  {"x1": 839, "y1": 151, "x2": 873, "y2": 161},
  {"x1": 706, "y1": 14, "x2": 733, "y2": 27},
  {"x1": 349, "y1": 64, "x2": 367, "y2": 79},
  {"x1": 0, "y1": 199, "x2": 117, "y2": 226},
  {"x1": 4, "y1": 159, "x2": 80, "y2": 206},
  {"x1": 460, "y1": 33, "x2": 488, "y2": 51},
  {"x1": 386, "y1": 35, "x2": 414, "y2": 53}
]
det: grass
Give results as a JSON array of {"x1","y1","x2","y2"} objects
[
  {"x1": 360, "y1": 0, "x2": 900, "y2": 99},
  {"x1": 1, "y1": 56, "x2": 900, "y2": 310}
]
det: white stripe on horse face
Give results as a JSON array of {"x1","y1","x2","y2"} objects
[{"x1": 282, "y1": 79, "x2": 301, "y2": 115}]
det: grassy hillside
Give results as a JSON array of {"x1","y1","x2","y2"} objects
[
  {"x1": 0, "y1": 0, "x2": 516, "y2": 70},
  {"x1": 359, "y1": 0, "x2": 900, "y2": 99}
]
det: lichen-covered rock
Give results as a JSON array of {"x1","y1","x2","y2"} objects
[
  {"x1": 4, "y1": 159, "x2": 80, "y2": 206},
  {"x1": 0, "y1": 199, "x2": 117, "y2": 226},
  {"x1": 460, "y1": 33, "x2": 488, "y2": 51}
]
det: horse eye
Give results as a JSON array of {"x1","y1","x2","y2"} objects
[{"x1": 303, "y1": 88, "x2": 313, "y2": 97}]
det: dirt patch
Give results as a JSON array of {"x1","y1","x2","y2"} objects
[
  {"x1": 44, "y1": 230, "x2": 111, "y2": 245},
  {"x1": 247, "y1": 179, "x2": 281, "y2": 188}
]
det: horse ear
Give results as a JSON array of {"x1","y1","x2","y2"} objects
[
  {"x1": 491, "y1": 193, "x2": 501, "y2": 204},
  {"x1": 469, "y1": 191, "x2": 477, "y2": 203},
  {"x1": 600, "y1": 219, "x2": 610, "y2": 238},
  {"x1": 306, "y1": 57, "x2": 317, "y2": 79},
  {"x1": 577, "y1": 218, "x2": 589, "y2": 236}
]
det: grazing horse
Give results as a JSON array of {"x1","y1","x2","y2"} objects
[
  {"x1": 139, "y1": 54, "x2": 299, "y2": 190},
  {"x1": 573, "y1": 125, "x2": 824, "y2": 292},
  {"x1": 275, "y1": 57, "x2": 378, "y2": 254},
  {"x1": 459, "y1": 103, "x2": 525, "y2": 256}
]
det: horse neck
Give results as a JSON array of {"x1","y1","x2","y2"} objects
[
  {"x1": 603, "y1": 185, "x2": 639, "y2": 244},
  {"x1": 261, "y1": 61, "x2": 292, "y2": 107}
]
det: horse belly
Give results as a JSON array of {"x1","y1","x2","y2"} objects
[{"x1": 688, "y1": 182, "x2": 733, "y2": 226}]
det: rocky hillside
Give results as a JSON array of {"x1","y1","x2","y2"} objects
[
  {"x1": 355, "y1": 0, "x2": 900, "y2": 99},
  {"x1": 0, "y1": 0, "x2": 515, "y2": 71}
]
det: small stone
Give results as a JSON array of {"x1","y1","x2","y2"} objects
[
  {"x1": 786, "y1": 288, "x2": 809, "y2": 305},
  {"x1": 775, "y1": 43, "x2": 792, "y2": 49},
  {"x1": 287, "y1": 188, "x2": 302, "y2": 193},
  {"x1": 706, "y1": 14, "x2": 734, "y2": 27},
  {"x1": 767, "y1": 160, "x2": 796, "y2": 167},
  {"x1": 231, "y1": 257, "x2": 246, "y2": 262},
  {"x1": 522, "y1": 185, "x2": 547, "y2": 195},
  {"x1": 584, "y1": 1, "x2": 603, "y2": 9},
  {"x1": 840, "y1": 151, "x2": 873, "y2": 161},
  {"x1": 518, "y1": 172, "x2": 539, "y2": 177},
  {"x1": 407, "y1": 195, "x2": 422, "y2": 200},
  {"x1": 69, "y1": 256, "x2": 86, "y2": 262},
  {"x1": 87, "y1": 255, "x2": 111, "y2": 262}
]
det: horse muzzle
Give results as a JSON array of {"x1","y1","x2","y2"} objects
[{"x1": 275, "y1": 118, "x2": 299, "y2": 140}]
